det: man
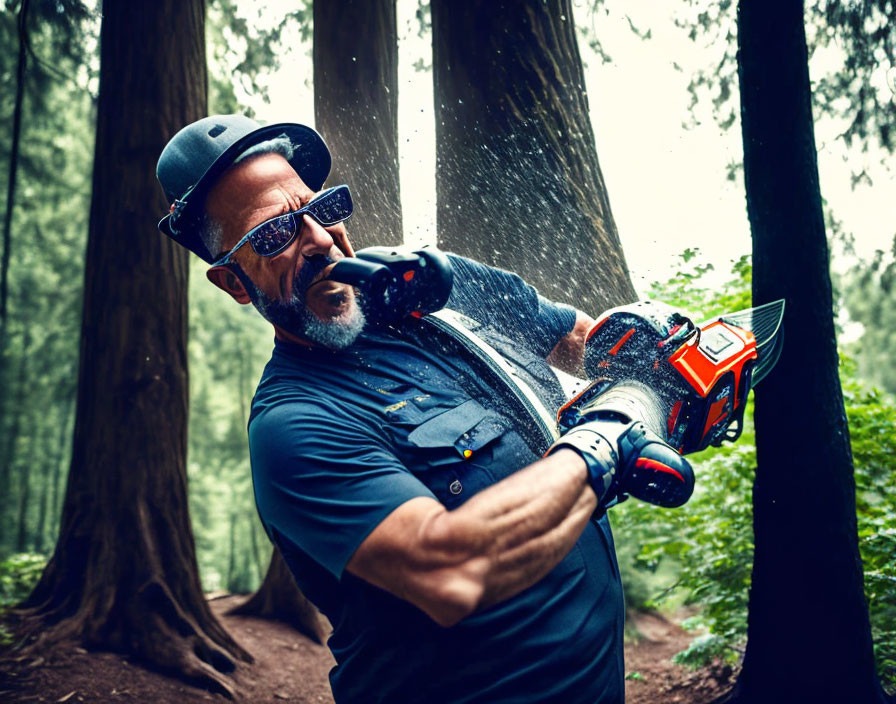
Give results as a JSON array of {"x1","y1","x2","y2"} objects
[{"x1": 157, "y1": 115, "x2": 685, "y2": 704}]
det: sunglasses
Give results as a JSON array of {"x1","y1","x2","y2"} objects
[{"x1": 211, "y1": 184, "x2": 353, "y2": 267}]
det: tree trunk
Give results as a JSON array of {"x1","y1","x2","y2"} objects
[
  {"x1": 227, "y1": 511, "x2": 237, "y2": 591},
  {"x1": 431, "y1": 0, "x2": 635, "y2": 313},
  {"x1": 49, "y1": 401, "x2": 74, "y2": 546},
  {"x1": 314, "y1": 0, "x2": 402, "y2": 249},
  {"x1": 13, "y1": 1, "x2": 251, "y2": 698},
  {"x1": 0, "y1": 323, "x2": 31, "y2": 552},
  {"x1": 249, "y1": 516, "x2": 264, "y2": 584},
  {"x1": 721, "y1": 1, "x2": 892, "y2": 702},
  {"x1": 228, "y1": 547, "x2": 328, "y2": 644},
  {"x1": 1, "y1": 0, "x2": 28, "y2": 326},
  {"x1": 34, "y1": 415, "x2": 66, "y2": 554},
  {"x1": 14, "y1": 413, "x2": 37, "y2": 552}
]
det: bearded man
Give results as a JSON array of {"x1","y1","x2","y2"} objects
[{"x1": 157, "y1": 114, "x2": 689, "y2": 704}]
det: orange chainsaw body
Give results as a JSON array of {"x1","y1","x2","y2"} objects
[{"x1": 558, "y1": 301, "x2": 760, "y2": 455}]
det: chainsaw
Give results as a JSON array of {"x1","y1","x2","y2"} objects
[
  {"x1": 558, "y1": 298, "x2": 786, "y2": 454},
  {"x1": 329, "y1": 248, "x2": 785, "y2": 508}
]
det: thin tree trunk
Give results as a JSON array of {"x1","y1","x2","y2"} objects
[
  {"x1": 35, "y1": 452, "x2": 49, "y2": 554},
  {"x1": 431, "y1": 0, "x2": 635, "y2": 313},
  {"x1": 0, "y1": 324, "x2": 31, "y2": 550},
  {"x1": 49, "y1": 400, "x2": 74, "y2": 544},
  {"x1": 314, "y1": 0, "x2": 402, "y2": 249},
  {"x1": 229, "y1": 547, "x2": 327, "y2": 644},
  {"x1": 718, "y1": 1, "x2": 892, "y2": 702},
  {"x1": 227, "y1": 510, "x2": 237, "y2": 591},
  {"x1": 14, "y1": 414, "x2": 37, "y2": 552},
  {"x1": 1, "y1": 0, "x2": 29, "y2": 325},
  {"x1": 35, "y1": 414, "x2": 67, "y2": 554},
  {"x1": 248, "y1": 516, "x2": 264, "y2": 584},
  {"x1": 12, "y1": 1, "x2": 251, "y2": 698}
]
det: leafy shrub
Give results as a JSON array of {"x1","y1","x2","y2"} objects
[{"x1": 0, "y1": 553, "x2": 47, "y2": 608}]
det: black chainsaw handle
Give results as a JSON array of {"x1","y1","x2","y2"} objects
[{"x1": 328, "y1": 246, "x2": 454, "y2": 321}]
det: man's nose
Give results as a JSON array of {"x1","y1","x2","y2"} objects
[{"x1": 298, "y1": 214, "x2": 336, "y2": 257}]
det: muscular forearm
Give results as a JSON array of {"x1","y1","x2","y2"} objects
[
  {"x1": 436, "y1": 450, "x2": 596, "y2": 609},
  {"x1": 347, "y1": 444, "x2": 598, "y2": 627}
]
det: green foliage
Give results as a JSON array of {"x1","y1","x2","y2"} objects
[
  {"x1": 0, "y1": 0, "x2": 97, "y2": 557},
  {"x1": 842, "y1": 366, "x2": 896, "y2": 688},
  {"x1": 671, "y1": 633, "x2": 733, "y2": 668},
  {"x1": 186, "y1": 257, "x2": 274, "y2": 593},
  {"x1": 646, "y1": 248, "x2": 751, "y2": 319},
  {"x1": 0, "y1": 552, "x2": 46, "y2": 607},
  {"x1": 207, "y1": 0, "x2": 312, "y2": 108},
  {"x1": 613, "y1": 250, "x2": 896, "y2": 692},
  {"x1": 841, "y1": 243, "x2": 896, "y2": 396},
  {"x1": 670, "y1": 0, "x2": 896, "y2": 160}
]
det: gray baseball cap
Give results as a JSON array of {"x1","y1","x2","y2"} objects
[{"x1": 156, "y1": 114, "x2": 331, "y2": 263}]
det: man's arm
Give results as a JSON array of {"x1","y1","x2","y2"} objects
[
  {"x1": 346, "y1": 449, "x2": 597, "y2": 627},
  {"x1": 547, "y1": 309, "x2": 595, "y2": 377}
]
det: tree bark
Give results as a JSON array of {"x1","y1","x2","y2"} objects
[
  {"x1": 314, "y1": 0, "x2": 402, "y2": 250},
  {"x1": 720, "y1": 1, "x2": 892, "y2": 702},
  {"x1": 1, "y1": 0, "x2": 28, "y2": 326},
  {"x1": 228, "y1": 547, "x2": 328, "y2": 644},
  {"x1": 13, "y1": 1, "x2": 251, "y2": 698},
  {"x1": 431, "y1": 0, "x2": 635, "y2": 313}
]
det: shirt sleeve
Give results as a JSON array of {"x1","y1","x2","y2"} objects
[
  {"x1": 444, "y1": 254, "x2": 577, "y2": 358},
  {"x1": 249, "y1": 399, "x2": 435, "y2": 580}
]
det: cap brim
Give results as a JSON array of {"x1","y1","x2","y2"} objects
[
  {"x1": 159, "y1": 122, "x2": 332, "y2": 264},
  {"x1": 159, "y1": 214, "x2": 217, "y2": 264}
]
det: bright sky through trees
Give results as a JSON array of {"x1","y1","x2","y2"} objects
[{"x1": 232, "y1": 0, "x2": 895, "y2": 296}]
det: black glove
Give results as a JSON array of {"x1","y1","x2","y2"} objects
[{"x1": 547, "y1": 419, "x2": 694, "y2": 510}]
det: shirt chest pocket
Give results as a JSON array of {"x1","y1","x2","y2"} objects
[{"x1": 404, "y1": 399, "x2": 508, "y2": 509}]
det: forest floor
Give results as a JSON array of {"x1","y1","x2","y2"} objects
[{"x1": 1, "y1": 596, "x2": 737, "y2": 704}]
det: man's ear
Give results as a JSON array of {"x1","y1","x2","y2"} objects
[{"x1": 207, "y1": 266, "x2": 252, "y2": 305}]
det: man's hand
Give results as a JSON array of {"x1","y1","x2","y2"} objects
[
  {"x1": 547, "y1": 419, "x2": 695, "y2": 511},
  {"x1": 547, "y1": 310, "x2": 594, "y2": 376}
]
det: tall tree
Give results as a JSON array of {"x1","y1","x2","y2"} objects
[
  {"x1": 726, "y1": 1, "x2": 892, "y2": 702},
  {"x1": 314, "y1": 0, "x2": 402, "y2": 249},
  {"x1": 14, "y1": 0, "x2": 251, "y2": 696},
  {"x1": 431, "y1": 0, "x2": 635, "y2": 313}
]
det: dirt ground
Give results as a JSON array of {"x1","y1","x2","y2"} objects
[{"x1": 0, "y1": 596, "x2": 736, "y2": 703}]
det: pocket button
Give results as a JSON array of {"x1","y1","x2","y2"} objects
[{"x1": 449, "y1": 480, "x2": 463, "y2": 495}]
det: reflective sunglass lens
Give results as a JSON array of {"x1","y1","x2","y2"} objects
[
  {"x1": 309, "y1": 188, "x2": 352, "y2": 225},
  {"x1": 251, "y1": 214, "x2": 295, "y2": 255}
]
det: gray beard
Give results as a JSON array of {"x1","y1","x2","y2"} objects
[
  {"x1": 238, "y1": 259, "x2": 367, "y2": 350},
  {"x1": 295, "y1": 292, "x2": 366, "y2": 349}
]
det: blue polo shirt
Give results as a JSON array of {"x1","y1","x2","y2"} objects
[{"x1": 249, "y1": 255, "x2": 625, "y2": 704}]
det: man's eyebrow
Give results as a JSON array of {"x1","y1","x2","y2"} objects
[{"x1": 274, "y1": 187, "x2": 314, "y2": 214}]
